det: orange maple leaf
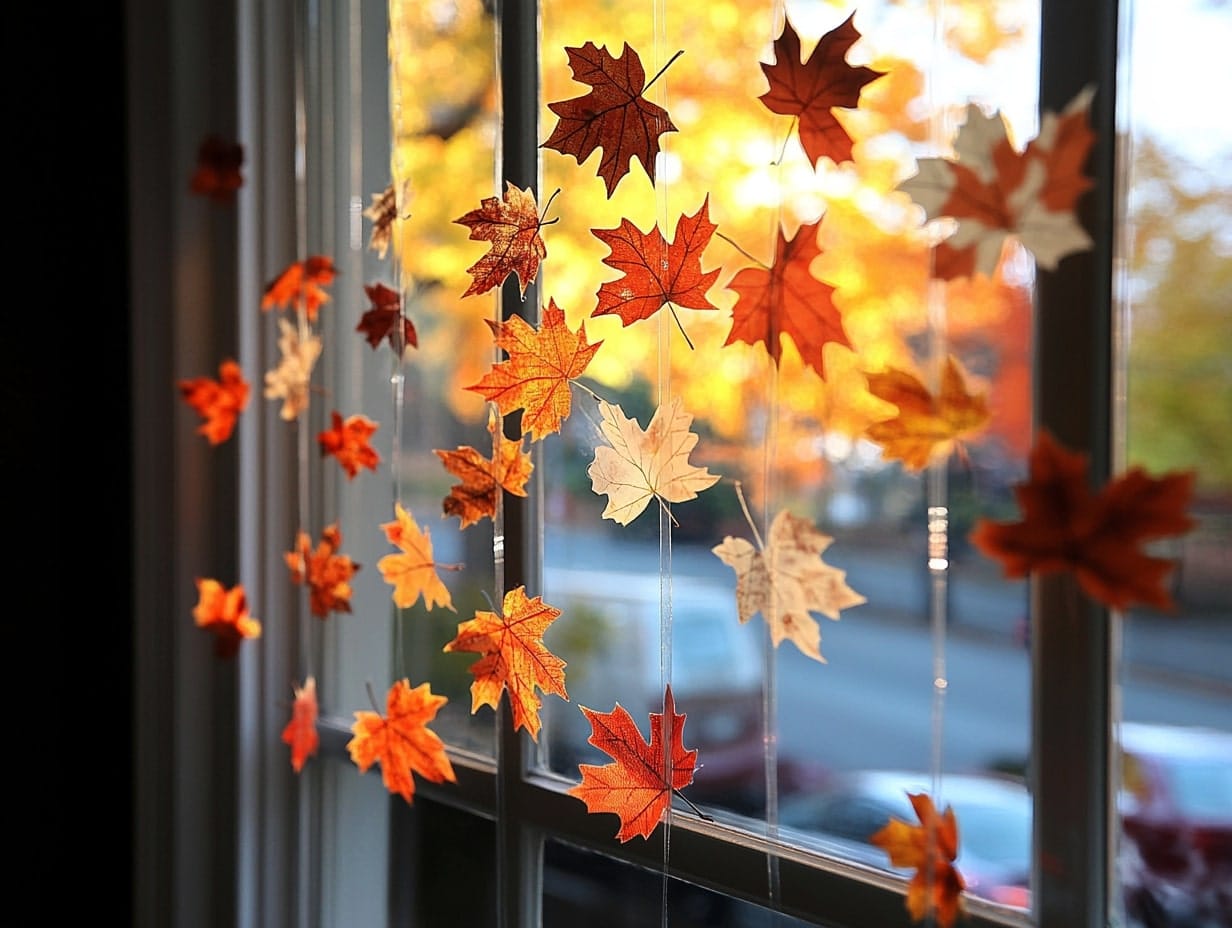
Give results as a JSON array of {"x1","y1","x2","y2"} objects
[
  {"x1": 281, "y1": 676, "x2": 320, "y2": 773},
  {"x1": 443, "y1": 585, "x2": 567, "y2": 741},
  {"x1": 261, "y1": 256, "x2": 339, "y2": 322},
  {"x1": 435, "y1": 409, "x2": 534, "y2": 529},
  {"x1": 357, "y1": 282, "x2": 418, "y2": 356},
  {"x1": 592, "y1": 195, "x2": 721, "y2": 332},
  {"x1": 713, "y1": 508, "x2": 865, "y2": 663},
  {"x1": 969, "y1": 430, "x2": 1196, "y2": 611},
  {"x1": 363, "y1": 183, "x2": 397, "y2": 259},
  {"x1": 189, "y1": 134, "x2": 244, "y2": 202},
  {"x1": 192, "y1": 578, "x2": 261, "y2": 658},
  {"x1": 466, "y1": 299, "x2": 602, "y2": 442},
  {"x1": 864, "y1": 355, "x2": 991, "y2": 471},
  {"x1": 870, "y1": 792, "x2": 966, "y2": 928},
  {"x1": 723, "y1": 218, "x2": 851, "y2": 380},
  {"x1": 347, "y1": 679, "x2": 456, "y2": 804},
  {"x1": 285, "y1": 522, "x2": 361, "y2": 618},
  {"x1": 178, "y1": 358, "x2": 250, "y2": 444},
  {"x1": 758, "y1": 12, "x2": 885, "y2": 168},
  {"x1": 455, "y1": 182, "x2": 552, "y2": 298},
  {"x1": 567, "y1": 684, "x2": 698, "y2": 842},
  {"x1": 377, "y1": 502, "x2": 457, "y2": 612},
  {"x1": 318, "y1": 410, "x2": 381, "y2": 479},
  {"x1": 543, "y1": 42, "x2": 679, "y2": 198}
]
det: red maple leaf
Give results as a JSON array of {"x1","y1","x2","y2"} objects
[
  {"x1": 723, "y1": 218, "x2": 851, "y2": 379},
  {"x1": 455, "y1": 182, "x2": 553, "y2": 297},
  {"x1": 262, "y1": 256, "x2": 339, "y2": 322},
  {"x1": 969, "y1": 430, "x2": 1196, "y2": 611},
  {"x1": 566, "y1": 685, "x2": 699, "y2": 842},
  {"x1": 592, "y1": 195, "x2": 720, "y2": 333},
  {"x1": 543, "y1": 42, "x2": 679, "y2": 197},
  {"x1": 281, "y1": 677, "x2": 320, "y2": 773},
  {"x1": 189, "y1": 134, "x2": 244, "y2": 202},
  {"x1": 758, "y1": 12, "x2": 884, "y2": 168},
  {"x1": 357, "y1": 282, "x2": 418, "y2": 355},
  {"x1": 178, "y1": 358, "x2": 250, "y2": 444},
  {"x1": 318, "y1": 410, "x2": 381, "y2": 479}
]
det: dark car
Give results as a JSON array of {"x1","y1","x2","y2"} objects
[
  {"x1": 777, "y1": 769, "x2": 1032, "y2": 910},
  {"x1": 1118, "y1": 721, "x2": 1232, "y2": 928}
]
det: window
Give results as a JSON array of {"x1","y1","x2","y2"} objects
[{"x1": 129, "y1": 1, "x2": 1230, "y2": 927}]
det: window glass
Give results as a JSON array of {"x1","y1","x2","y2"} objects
[
  {"x1": 1115, "y1": 4, "x2": 1232, "y2": 927},
  {"x1": 533, "y1": 0, "x2": 1038, "y2": 912}
]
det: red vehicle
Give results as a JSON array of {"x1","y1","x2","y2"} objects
[{"x1": 1118, "y1": 722, "x2": 1232, "y2": 928}]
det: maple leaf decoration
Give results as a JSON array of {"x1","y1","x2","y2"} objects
[
  {"x1": 455, "y1": 183, "x2": 555, "y2": 298},
  {"x1": 898, "y1": 86, "x2": 1096, "y2": 279},
  {"x1": 969, "y1": 430, "x2": 1196, "y2": 611},
  {"x1": 318, "y1": 410, "x2": 381, "y2": 479},
  {"x1": 189, "y1": 134, "x2": 244, "y2": 202},
  {"x1": 178, "y1": 358, "x2": 250, "y2": 444},
  {"x1": 363, "y1": 183, "x2": 397, "y2": 259},
  {"x1": 192, "y1": 578, "x2": 261, "y2": 658},
  {"x1": 281, "y1": 676, "x2": 320, "y2": 773},
  {"x1": 264, "y1": 318, "x2": 322, "y2": 421},
  {"x1": 724, "y1": 218, "x2": 850, "y2": 380},
  {"x1": 377, "y1": 502, "x2": 457, "y2": 612},
  {"x1": 759, "y1": 13, "x2": 885, "y2": 168},
  {"x1": 285, "y1": 522, "x2": 361, "y2": 618},
  {"x1": 865, "y1": 355, "x2": 991, "y2": 471},
  {"x1": 467, "y1": 299, "x2": 602, "y2": 442},
  {"x1": 347, "y1": 679, "x2": 456, "y2": 805},
  {"x1": 443, "y1": 585, "x2": 567, "y2": 741},
  {"x1": 871, "y1": 792, "x2": 966, "y2": 928},
  {"x1": 592, "y1": 195, "x2": 721, "y2": 338},
  {"x1": 713, "y1": 508, "x2": 865, "y2": 663},
  {"x1": 588, "y1": 397, "x2": 720, "y2": 526},
  {"x1": 357, "y1": 282, "x2": 418, "y2": 356},
  {"x1": 543, "y1": 42, "x2": 680, "y2": 198},
  {"x1": 568, "y1": 685, "x2": 698, "y2": 842},
  {"x1": 435, "y1": 408, "x2": 534, "y2": 529},
  {"x1": 261, "y1": 256, "x2": 339, "y2": 322}
]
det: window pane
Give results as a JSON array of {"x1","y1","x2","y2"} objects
[
  {"x1": 533, "y1": 0, "x2": 1038, "y2": 913},
  {"x1": 1116, "y1": 2, "x2": 1232, "y2": 926}
]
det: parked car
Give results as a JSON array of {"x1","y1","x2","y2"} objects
[
  {"x1": 1118, "y1": 721, "x2": 1232, "y2": 927},
  {"x1": 537, "y1": 567, "x2": 770, "y2": 810},
  {"x1": 777, "y1": 769, "x2": 1032, "y2": 909}
]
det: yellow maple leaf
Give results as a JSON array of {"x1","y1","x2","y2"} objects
[
  {"x1": 864, "y1": 354, "x2": 990, "y2": 471},
  {"x1": 443, "y1": 585, "x2": 567, "y2": 741},
  {"x1": 376, "y1": 502, "x2": 457, "y2": 611},
  {"x1": 587, "y1": 397, "x2": 720, "y2": 526},
  {"x1": 712, "y1": 509, "x2": 865, "y2": 663}
]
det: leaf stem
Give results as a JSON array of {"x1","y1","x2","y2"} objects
[
  {"x1": 771, "y1": 116, "x2": 797, "y2": 167},
  {"x1": 733, "y1": 480, "x2": 766, "y2": 551},
  {"x1": 673, "y1": 787, "x2": 713, "y2": 822},
  {"x1": 656, "y1": 495, "x2": 681, "y2": 529},
  {"x1": 667, "y1": 304, "x2": 695, "y2": 351},
  {"x1": 570, "y1": 379, "x2": 608, "y2": 405},
  {"x1": 643, "y1": 49, "x2": 685, "y2": 95},
  {"x1": 540, "y1": 187, "x2": 562, "y2": 225},
  {"x1": 715, "y1": 231, "x2": 768, "y2": 269}
]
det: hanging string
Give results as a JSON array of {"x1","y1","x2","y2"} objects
[
  {"x1": 757, "y1": 1, "x2": 789, "y2": 919},
  {"x1": 925, "y1": 0, "x2": 952, "y2": 910},
  {"x1": 649, "y1": 1, "x2": 676, "y2": 923}
]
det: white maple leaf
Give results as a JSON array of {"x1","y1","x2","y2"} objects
[
  {"x1": 587, "y1": 397, "x2": 720, "y2": 526},
  {"x1": 713, "y1": 509, "x2": 865, "y2": 663}
]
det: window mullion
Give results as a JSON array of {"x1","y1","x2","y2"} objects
[
  {"x1": 1033, "y1": 2, "x2": 1121, "y2": 926},
  {"x1": 495, "y1": 2, "x2": 542, "y2": 927}
]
